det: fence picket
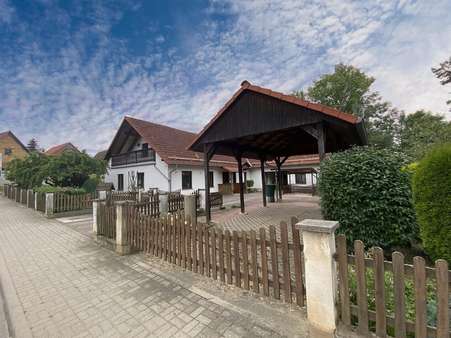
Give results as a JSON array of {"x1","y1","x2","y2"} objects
[
  {"x1": 233, "y1": 231, "x2": 240, "y2": 287},
  {"x1": 436, "y1": 259, "x2": 449, "y2": 338},
  {"x1": 241, "y1": 231, "x2": 249, "y2": 290},
  {"x1": 259, "y1": 228, "x2": 269, "y2": 296},
  {"x1": 291, "y1": 217, "x2": 303, "y2": 306},
  {"x1": 413, "y1": 256, "x2": 426, "y2": 338},
  {"x1": 205, "y1": 226, "x2": 210, "y2": 277},
  {"x1": 392, "y1": 252, "x2": 406, "y2": 338},
  {"x1": 337, "y1": 235, "x2": 351, "y2": 326},
  {"x1": 373, "y1": 247, "x2": 386, "y2": 337},
  {"x1": 211, "y1": 230, "x2": 217, "y2": 279},
  {"x1": 225, "y1": 230, "x2": 232, "y2": 284},
  {"x1": 280, "y1": 222, "x2": 291, "y2": 303},
  {"x1": 250, "y1": 230, "x2": 259, "y2": 293},
  {"x1": 355, "y1": 240, "x2": 369, "y2": 334},
  {"x1": 218, "y1": 229, "x2": 225, "y2": 283},
  {"x1": 199, "y1": 224, "x2": 204, "y2": 275},
  {"x1": 269, "y1": 225, "x2": 280, "y2": 300}
]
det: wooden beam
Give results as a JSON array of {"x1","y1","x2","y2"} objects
[
  {"x1": 317, "y1": 123, "x2": 326, "y2": 161},
  {"x1": 236, "y1": 154, "x2": 245, "y2": 213},
  {"x1": 260, "y1": 157, "x2": 267, "y2": 207},
  {"x1": 302, "y1": 125, "x2": 319, "y2": 139},
  {"x1": 204, "y1": 143, "x2": 215, "y2": 223}
]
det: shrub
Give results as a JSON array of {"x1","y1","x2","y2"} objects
[
  {"x1": 34, "y1": 186, "x2": 87, "y2": 195},
  {"x1": 318, "y1": 146, "x2": 417, "y2": 248},
  {"x1": 246, "y1": 180, "x2": 254, "y2": 188},
  {"x1": 412, "y1": 143, "x2": 451, "y2": 261},
  {"x1": 81, "y1": 175, "x2": 102, "y2": 193}
]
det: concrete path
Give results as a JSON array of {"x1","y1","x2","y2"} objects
[{"x1": 0, "y1": 196, "x2": 308, "y2": 337}]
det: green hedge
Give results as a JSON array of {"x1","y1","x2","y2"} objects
[
  {"x1": 34, "y1": 186, "x2": 87, "y2": 195},
  {"x1": 412, "y1": 143, "x2": 451, "y2": 262},
  {"x1": 318, "y1": 146, "x2": 418, "y2": 248}
]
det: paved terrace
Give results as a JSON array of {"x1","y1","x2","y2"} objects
[
  {"x1": 0, "y1": 196, "x2": 309, "y2": 338},
  {"x1": 203, "y1": 193, "x2": 322, "y2": 235}
]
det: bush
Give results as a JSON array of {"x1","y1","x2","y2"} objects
[
  {"x1": 81, "y1": 175, "x2": 102, "y2": 193},
  {"x1": 246, "y1": 180, "x2": 254, "y2": 188},
  {"x1": 318, "y1": 146, "x2": 417, "y2": 248},
  {"x1": 412, "y1": 143, "x2": 451, "y2": 261},
  {"x1": 34, "y1": 186, "x2": 87, "y2": 195}
]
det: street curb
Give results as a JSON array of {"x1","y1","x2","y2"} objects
[{"x1": 0, "y1": 244, "x2": 33, "y2": 338}]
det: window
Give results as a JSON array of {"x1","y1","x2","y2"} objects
[
  {"x1": 117, "y1": 174, "x2": 124, "y2": 191},
  {"x1": 4, "y1": 148, "x2": 12, "y2": 155},
  {"x1": 295, "y1": 173, "x2": 306, "y2": 185},
  {"x1": 142, "y1": 143, "x2": 149, "y2": 156},
  {"x1": 182, "y1": 171, "x2": 192, "y2": 190},
  {"x1": 209, "y1": 171, "x2": 214, "y2": 188},
  {"x1": 137, "y1": 172, "x2": 144, "y2": 189},
  {"x1": 222, "y1": 172, "x2": 230, "y2": 184}
]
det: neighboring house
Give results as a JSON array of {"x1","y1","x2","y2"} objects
[
  {"x1": 94, "y1": 150, "x2": 107, "y2": 161},
  {"x1": 103, "y1": 116, "x2": 319, "y2": 194},
  {"x1": 0, "y1": 131, "x2": 29, "y2": 180},
  {"x1": 45, "y1": 142, "x2": 80, "y2": 156}
]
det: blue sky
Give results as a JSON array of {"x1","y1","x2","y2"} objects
[{"x1": 1, "y1": 0, "x2": 450, "y2": 154}]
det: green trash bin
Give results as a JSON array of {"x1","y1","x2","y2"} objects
[{"x1": 266, "y1": 184, "x2": 276, "y2": 202}]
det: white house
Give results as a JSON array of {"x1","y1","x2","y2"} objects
[{"x1": 102, "y1": 116, "x2": 319, "y2": 195}]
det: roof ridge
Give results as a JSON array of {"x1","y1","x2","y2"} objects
[{"x1": 125, "y1": 116, "x2": 197, "y2": 136}]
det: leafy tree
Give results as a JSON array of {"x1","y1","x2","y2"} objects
[
  {"x1": 295, "y1": 64, "x2": 400, "y2": 148},
  {"x1": 399, "y1": 110, "x2": 451, "y2": 161},
  {"x1": 412, "y1": 143, "x2": 451, "y2": 262},
  {"x1": 5, "y1": 152, "x2": 49, "y2": 188},
  {"x1": 432, "y1": 56, "x2": 451, "y2": 108},
  {"x1": 45, "y1": 151, "x2": 107, "y2": 187},
  {"x1": 27, "y1": 138, "x2": 39, "y2": 152},
  {"x1": 318, "y1": 146, "x2": 418, "y2": 249}
]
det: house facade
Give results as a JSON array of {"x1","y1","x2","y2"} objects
[
  {"x1": 0, "y1": 131, "x2": 29, "y2": 180},
  {"x1": 102, "y1": 116, "x2": 319, "y2": 195}
]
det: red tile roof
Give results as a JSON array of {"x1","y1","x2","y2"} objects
[
  {"x1": 122, "y1": 116, "x2": 239, "y2": 167},
  {"x1": 45, "y1": 142, "x2": 80, "y2": 156},
  {"x1": 189, "y1": 80, "x2": 360, "y2": 150}
]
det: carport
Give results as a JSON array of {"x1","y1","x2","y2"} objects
[{"x1": 189, "y1": 81, "x2": 367, "y2": 223}]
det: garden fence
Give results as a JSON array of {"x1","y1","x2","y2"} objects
[
  {"x1": 53, "y1": 192, "x2": 94, "y2": 213},
  {"x1": 168, "y1": 192, "x2": 184, "y2": 213},
  {"x1": 97, "y1": 203, "x2": 116, "y2": 240},
  {"x1": 336, "y1": 234, "x2": 450, "y2": 338},
  {"x1": 124, "y1": 207, "x2": 305, "y2": 307}
]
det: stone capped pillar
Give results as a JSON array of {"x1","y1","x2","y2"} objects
[
  {"x1": 92, "y1": 200, "x2": 99, "y2": 234},
  {"x1": 45, "y1": 193, "x2": 54, "y2": 217},
  {"x1": 297, "y1": 219, "x2": 340, "y2": 338},
  {"x1": 159, "y1": 193, "x2": 168, "y2": 215},
  {"x1": 184, "y1": 194, "x2": 197, "y2": 226}
]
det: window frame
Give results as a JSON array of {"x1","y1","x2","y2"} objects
[
  {"x1": 137, "y1": 172, "x2": 145, "y2": 189},
  {"x1": 182, "y1": 171, "x2": 192, "y2": 190},
  {"x1": 208, "y1": 171, "x2": 214, "y2": 188},
  {"x1": 295, "y1": 173, "x2": 307, "y2": 185},
  {"x1": 117, "y1": 174, "x2": 124, "y2": 191}
]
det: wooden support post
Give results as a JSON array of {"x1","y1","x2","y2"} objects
[
  {"x1": 237, "y1": 154, "x2": 245, "y2": 213},
  {"x1": 260, "y1": 157, "x2": 267, "y2": 207},
  {"x1": 317, "y1": 122, "x2": 326, "y2": 161},
  {"x1": 203, "y1": 144, "x2": 215, "y2": 223}
]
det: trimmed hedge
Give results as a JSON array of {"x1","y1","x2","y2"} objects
[
  {"x1": 318, "y1": 147, "x2": 418, "y2": 248},
  {"x1": 34, "y1": 186, "x2": 87, "y2": 195},
  {"x1": 412, "y1": 143, "x2": 451, "y2": 261}
]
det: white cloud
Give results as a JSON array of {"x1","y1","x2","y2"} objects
[{"x1": 0, "y1": 0, "x2": 450, "y2": 155}]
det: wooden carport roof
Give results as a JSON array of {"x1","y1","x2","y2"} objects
[{"x1": 188, "y1": 81, "x2": 367, "y2": 160}]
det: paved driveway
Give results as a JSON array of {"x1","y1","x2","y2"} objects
[{"x1": 0, "y1": 197, "x2": 307, "y2": 337}]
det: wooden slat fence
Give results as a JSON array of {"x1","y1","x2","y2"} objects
[
  {"x1": 110, "y1": 191, "x2": 138, "y2": 202},
  {"x1": 27, "y1": 190, "x2": 34, "y2": 208},
  {"x1": 337, "y1": 234, "x2": 450, "y2": 338},
  {"x1": 20, "y1": 189, "x2": 27, "y2": 205},
  {"x1": 53, "y1": 193, "x2": 94, "y2": 213},
  {"x1": 134, "y1": 199, "x2": 160, "y2": 218},
  {"x1": 168, "y1": 192, "x2": 184, "y2": 213},
  {"x1": 97, "y1": 203, "x2": 116, "y2": 239},
  {"x1": 125, "y1": 208, "x2": 305, "y2": 307}
]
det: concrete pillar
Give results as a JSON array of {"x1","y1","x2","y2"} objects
[
  {"x1": 184, "y1": 195, "x2": 197, "y2": 225},
  {"x1": 159, "y1": 193, "x2": 168, "y2": 215},
  {"x1": 45, "y1": 193, "x2": 54, "y2": 217},
  {"x1": 98, "y1": 190, "x2": 107, "y2": 200},
  {"x1": 297, "y1": 219, "x2": 340, "y2": 338},
  {"x1": 92, "y1": 200, "x2": 99, "y2": 234},
  {"x1": 34, "y1": 192, "x2": 38, "y2": 210},
  {"x1": 138, "y1": 190, "x2": 143, "y2": 202},
  {"x1": 115, "y1": 201, "x2": 130, "y2": 255}
]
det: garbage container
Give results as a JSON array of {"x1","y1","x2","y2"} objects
[{"x1": 266, "y1": 184, "x2": 276, "y2": 202}]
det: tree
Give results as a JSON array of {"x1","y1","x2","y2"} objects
[
  {"x1": 27, "y1": 138, "x2": 39, "y2": 152},
  {"x1": 5, "y1": 152, "x2": 49, "y2": 188},
  {"x1": 318, "y1": 146, "x2": 418, "y2": 249},
  {"x1": 45, "y1": 151, "x2": 107, "y2": 187},
  {"x1": 412, "y1": 143, "x2": 451, "y2": 262},
  {"x1": 432, "y1": 56, "x2": 451, "y2": 108},
  {"x1": 294, "y1": 64, "x2": 400, "y2": 147},
  {"x1": 399, "y1": 110, "x2": 451, "y2": 161}
]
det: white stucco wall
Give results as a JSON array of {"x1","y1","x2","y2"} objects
[{"x1": 287, "y1": 172, "x2": 317, "y2": 186}]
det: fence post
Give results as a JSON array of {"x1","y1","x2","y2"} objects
[
  {"x1": 297, "y1": 219, "x2": 339, "y2": 338},
  {"x1": 92, "y1": 199, "x2": 99, "y2": 234},
  {"x1": 15, "y1": 187, "x2": 20, "y2": 203},
  {"x1": 45, "y1": 193, "x2": 54, "y2": 217},
  {"x1": 159, "y1": 193, "x2": 168, "y2": 215},
  {"x1": 34, "y1": 192, "x2": 38, "y2": 210},
  {"x1": 184, "y1": 195, "x2": 197, "y2": 225},
  {"x1": 115, "y1": 201, "x2": 130, "y2": 255},
  {"x1": 26, "y1": 189, "x2": 32, "y2": 207}
]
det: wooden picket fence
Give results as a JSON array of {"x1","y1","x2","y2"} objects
[
  {"x1": 27, "y1": 190, "x2": 34, "y2": 208},
  {"x1": 53, "y1": 192, "x2": 94, "y2": 213},
  {"x1": 168, "y1": 192, "x2": 184, "y2": 213},
  {"x1": 97, "y1": 203, "x2": 116, "y2": 239},
  {"x1": 125, "y1": 208, "x2": 305, "y2": 307},
  {"x1": 35, "y1": 192, "x2": 46, "y2": 212},
  {"x1": 20, "y1": 189, "x2": 27, "y2": 205},
  {"x1": 110, "y1": 191, "x2": 138, "y2": 202},
  {"x1": 336, "y1": 234, "x2": 450, "y2": 338},
  {"x1": 134, "y1": 200, "x2": 160, "y2": 217}
]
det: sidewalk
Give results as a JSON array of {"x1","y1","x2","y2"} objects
[{"x1": 0, "y1": 196, "x2": 308, "y2": 337}]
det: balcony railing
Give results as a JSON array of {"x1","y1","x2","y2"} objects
[{"x1": 111, "y1": 149, "x2": 156, "y2": 167}]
